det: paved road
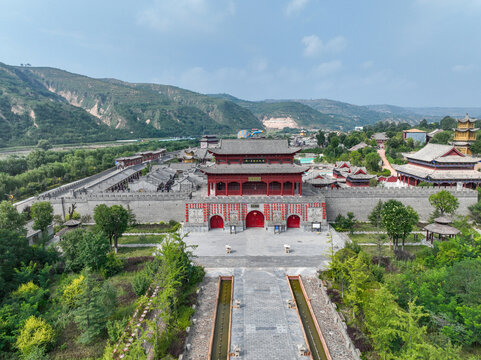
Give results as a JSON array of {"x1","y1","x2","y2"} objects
[{"x1": 377, "y1": 148, "x2": 397, "y2": 176}]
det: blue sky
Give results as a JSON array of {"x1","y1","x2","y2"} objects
[{"x1": 1, "y1": 0, "x2": 480, "y2": 106}]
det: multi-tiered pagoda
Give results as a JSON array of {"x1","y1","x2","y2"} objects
[
  {"x1": 184, "y1": 139, "x2": 327, "y2": 232},
  {"x1": 452, "y1": 114, "x2": 478, "y2": 155}
]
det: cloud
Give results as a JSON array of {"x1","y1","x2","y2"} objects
[
  {"x1": 137, "y1": 0, "x2": 235, "y2": 33},
  {"x1": 313, "y1": 60, "x2": 342, "y2": 77},
  {"x1": 452, "y1": 64, "x2": 475, "y2": 73},
  {"x1": 301, "y1": 35, "x2": 347, "y2": 57},
  {"x1": 285, "y1": 0, "x2": 310, "y2": 16}
]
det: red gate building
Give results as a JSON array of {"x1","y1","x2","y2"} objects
[{"x1": 184, "y1": 139, "x2": 327, "y2": 232}]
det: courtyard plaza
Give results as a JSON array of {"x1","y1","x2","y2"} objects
[
  {"x1": 181, "y1": 228, "x2": 356, "y2": 360},
  {"x1": 181, "y1": 227, "x2": 343, "y2": 269}
]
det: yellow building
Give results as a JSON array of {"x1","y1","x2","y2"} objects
[{"x1": 452, "y1": 114, "x2": 478, "y2": 155}]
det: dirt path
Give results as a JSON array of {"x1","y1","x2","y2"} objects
[{"x1": 377, "y1": 148, "x2": 397, "y2": 176}]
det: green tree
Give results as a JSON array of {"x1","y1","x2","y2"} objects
[
  {"x1": 36, "y1": 140, "x2": 52, "y2": 151},
  {"x1": 0, "y1": 229, "x2": 31, "y2": 297},
  {"x1": 440, "y1": 116, "x2": 457, "y2": 131},
  {"x1": 381, "y1": 200, "x2": 419, "y2": 249},
  {"x1": 368, "y1": 200, "x2": 384, "y2": 228},
  {"x1": 30, "y1": 202, "x2": 53, "y2": 233},
  {"x1": 74, "y1": 269, "x2": 116, "y2": 344},
  {"x1": 60, "y1": 229, "x2": 110, "y2": 272},
  {"x1": 365, "y1": 152, "x2": 381, "y2": 172},
  {"x1": 0, "y1": 200, "x2": 26, "y2": 234},
  {"x1": 345, "y1": 255, "x2": 370, "y2": 319},
  {"x1": 369, "y1": 177, "x2": 378, "y2": 187},
  {"x1": 430, "y1": 131, "x2": 452, "y2": 145},
  {"x1": 94, "y1": 204, "x2": 129, "y2": 253},
  {"x1": 469, "y1": 200, "x2": 481, "y2": 224},
  {"x1": 364, "y1": 286, "x2": 403, "y2": 360},
  {"x1": 429, "y1": 190, "x2": 459, "y2": 216},
  {"x1": 316, "y1": 130, "x2": 325, "y2": 146}
]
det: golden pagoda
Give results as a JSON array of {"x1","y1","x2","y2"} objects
[{"x1": 452, "y1": 114, "x2": 478, "y2": 155}]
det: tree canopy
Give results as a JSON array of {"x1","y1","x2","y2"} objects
[
  {"x1": 94, "y1": 204, "x2": 129, "y2": 253},
  {"x1": 429, "y1": 190, "x2": 459, "y2": 216},
  {"x1": 30, "y1": 201, "x2": 53, "y2": 232}
]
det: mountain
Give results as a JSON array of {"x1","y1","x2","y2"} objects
[
  {"x1": 0, "y1": 63, "x2": 262, "y2": 147},
  {"x1": 208, "y1": 94, "x2": 351, "y2": 129}
]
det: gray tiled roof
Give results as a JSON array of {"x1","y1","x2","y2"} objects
[
  {"x1": 348, "y1": 142, "x2": 368, "y2": 152},
  {"x1": 424, "y1": 223, "x2": 460, "y2": 235},
  {"x1": 406, "y1": 143, "x2": 480, "y2": 163},
  {"x1": 199, "y1": 163, "x2": 308, "y2": 174},
  {"x1": 453, "y1": 128, "x2": 479, "y2": 132},
  {"x1": 372, "y1": 132, "x2": 389, "y2": 141},
  {"x1": 458, "y1": 114, "x2": 477, "y2": 123},
  {"x1": 209, "y1": 139, "x2": 300, "y2": 155},
  {"x1": 394, "y1": 163, "x2": 481, "y2": 180},
  {"x1": 427, "y1": 129, "x2": 443, "y2": 137}
]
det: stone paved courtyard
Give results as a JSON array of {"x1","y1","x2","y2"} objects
[{"x1": 182, "y1": 228, "x2": 357, "y2": 360}]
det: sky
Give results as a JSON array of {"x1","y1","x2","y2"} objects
[{"x1": 0, "y1": 0, "x2": 480, "y2": 107}]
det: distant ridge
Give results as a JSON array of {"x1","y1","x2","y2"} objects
[{"x1": 1, "y1": 60, "x2": 478, "y2": 147}]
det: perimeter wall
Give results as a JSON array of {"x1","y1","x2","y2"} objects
[{"x1": 321, "y1": 187, "x2": 478, "y2": 222}]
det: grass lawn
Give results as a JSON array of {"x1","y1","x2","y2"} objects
[
  {"x1": 349, "y1": 232, "x2": 422, "y2": 244},
  {"x1": 125, "y1": 223, "x2": 178, "y2": 233},
  {"x1": 118, "y1": 234, "x2": 164, "y2": 245},
  {"x1": 117, "y1": 246, "x2": 157, "y2": 258}
]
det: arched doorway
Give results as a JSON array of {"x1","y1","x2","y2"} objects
[
  {"x1": 287, "y1": 214, "x2": 300, "y2": 228},
  {"x1": 246, "y1": 211, "x2": 264, "y2": 228},
  {"x1": 210, "y1": 215, "x2": 224, "y2": 229}
]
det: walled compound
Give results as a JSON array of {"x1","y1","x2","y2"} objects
[{"x1": 15, "y1": 140, "x2": 479, "y2": 226}]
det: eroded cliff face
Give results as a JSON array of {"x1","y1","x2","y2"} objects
[{"x1": 262, "y1": 116, "x2": 300, "y2": 129}]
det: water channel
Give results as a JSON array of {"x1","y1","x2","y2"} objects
[
  {"x1": 210, "y1": 277, "x2": 233, "y2": 360},
  {"x1": 289, "y1": 277, "x2": 330, "y2": 360}
]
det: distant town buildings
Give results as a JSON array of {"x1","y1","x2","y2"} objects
[
  {"x1": 332, "y1": 161, "x2": 375, "y2": 187},
  {"x1": 452, "y1": 114, "x2": 478, "y2": 155}
]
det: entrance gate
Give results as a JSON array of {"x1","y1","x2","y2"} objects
[
  {"x1": 287, "y1": 214, "x2": 300, "y2": 228},
  {"x1": 210, "y1": 215, "x2": 224, "y2": 229},
  {"x1": 246, "y1": 211, "x2": 264, "y2": 228}
]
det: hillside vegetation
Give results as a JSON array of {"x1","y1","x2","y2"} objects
[{"x1": 0, "y1": 63, "x2": 262, "y2": 147}]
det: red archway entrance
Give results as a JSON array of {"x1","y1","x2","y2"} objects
[
  {"x1": 287, "y1": 214, "x2": 300, "y2": 228},
  {"x1": 210, "y1": 215, "x2": 224, "y2": 229},
  {"x1": 246, "y1": 211, "x2": 264, "y2": 228}
]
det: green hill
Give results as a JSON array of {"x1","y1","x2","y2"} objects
[
  {"x1": 0, "y1": 63, "x2": 262, "y2": 147},
  {"x1": 208, "y1": 94, "x2": 352, "y2": 129}
]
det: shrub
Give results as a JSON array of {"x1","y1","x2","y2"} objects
[
  {"x1": 131, "y1": 271, "x2": 151, "y2": 296},
  {"x1": 16, "y1": 316, "x2": 55, "y2": 356},
  {"x1": 101, "y1": 253, "x2": 125, "y2": 278},
  {"x1": 61, "y1": 275, "x2": 85, "y2": 308},
  {"x1": 106, "y1": 317, "x2": 128, "y2": 343}
]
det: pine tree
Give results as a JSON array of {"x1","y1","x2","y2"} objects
[{"x1": 74, "y1": 269, "x2": 116, "y2": 344}]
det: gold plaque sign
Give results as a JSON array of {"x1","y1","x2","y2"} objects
[{"x1": 248, "y1": 177, "x2": 261, "y2": 182}]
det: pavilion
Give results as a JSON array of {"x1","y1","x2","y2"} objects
[{"x1": 424, "y1": 216, "x2": 460, "y2": 244}]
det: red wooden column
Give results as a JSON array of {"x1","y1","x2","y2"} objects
[
  {"x1": 267, "y1": 181, "x2": 270, "y2": 196},
  {"x1": 207, "y1": 181, "x2": 210, "y2": 196},
  {"x1": 281, "y1": 182, "x2": 284, "y2": 196},
  {"x1": 226, "y1": 182, "x2": 229, "y2": 196}
]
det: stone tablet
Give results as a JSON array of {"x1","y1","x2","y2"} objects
[
  {"x1": 188, "y1": 208, "x2": 204, "y2": 223},
  {"x1": 307, "y1": 207, "x2": 323, "y2": 222}
]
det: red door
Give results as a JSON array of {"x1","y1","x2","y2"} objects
[
  {"x1": 287, "y1": 215, "x2": 300, "y2": 228},
  {"x1": 246, "y1": 211, "x2": 264, "y2": 228},
  {"x1": 210, "y1": 215, "x2": 224, "y2": 229}
]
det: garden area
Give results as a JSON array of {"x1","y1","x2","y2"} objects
[
  {"x1": 0, "y1": 200, "x2": 203, "y2": 360},
  {"x1": 323, "y1": 190, "x2": 481, "y2": 359}
]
